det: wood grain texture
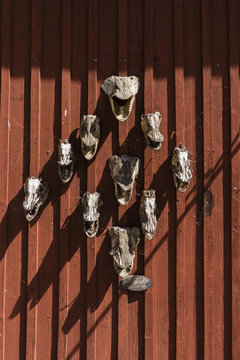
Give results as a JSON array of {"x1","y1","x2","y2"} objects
[
  {"x1": 26, "y1": 1, "x2": 41, "y2": 359},
  {"x1": 0, "y1": 0, "x2": 11, "y2": 358},
  {"x1": 144, "y1": 1, "x2": 154, "y2": 360},
  {"x1": 229, "y1": 0, "x2": 240, "y2": 358},
  {"x1": 174, "y1": 1, "x2": 197, "y2": 358},
  {"x1": 0, "y1": 1, "x2": 238, "y2": 359},
  {"x1": 202, "y1": 0, "x2": 229, "y2": 358}
]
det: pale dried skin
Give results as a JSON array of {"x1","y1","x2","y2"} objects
[
  {"x1": 139, "y1": 189, "x2": 157, "y2": 240},
  {"x1": 80, "y1": 115, "x2": 100, "y2": 160},
  {"x1": 120, "y1": 275, "x2": 152, "y2": 291},
  {"x1": 109, "y1": 226, "x2": 140, "y2": 278},
  {"x1": 172, "y1": 144, "x2": 192, "y2": 192},
  {"x1": 102, "y1": 75, "x2": 140, "y2": 122},
  {"x1": 58, "y1": 139, "x2": 74, "y2": 183},
  {"x1": 141, "y1": 112, "x2": 164, "y2": 150},
  {"x1": 82, "y1": 192, "x2": 103, "y2": 237},
  {"x1": 109, "y1": 155, "x2": 139, "y2": 205},
  {"x1": 23, "y1": 177, "x2": 49, "y2": 221}
]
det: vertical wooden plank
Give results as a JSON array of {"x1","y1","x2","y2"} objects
[
  {"x1": 151, "y1": 0, "x2": 176, "y2": 359},
  {"x1": 221, "y1": 1, "x2": 232, "y2": 358},
  {"x1": 0, "y1": 0, "x2": 11, "y2": 358},
  {"x1": 58, "y1": 0, "x2": 72, "y2": 358},
  {"x1": 71, "y1": 0, "x2": 88, "y2": 358},
  {"x1": 34, "y1": 0, "x2": 61, "y2": 358},
  {"x1": 26, "y1": 1, "x2": 42, "y2": 359},
  {"x1": 3, "y1": 0, "x2": 30, "y2": 358},
  {"x1": 96, "y1": 0, "x2": 118, "y2": 359},
  {"x1": 189, "y1": 2, "x2": 204, "y2": 358},
  {"x1": 202, "y1": 0, "x2": 227, "y2": 358},
  {"x1": 175, "y1": 0, "x2": 204, "y2": 358},
  {"x1": 174, "y1": 2, "x2": 189, "y2": 358},
  {"x1": 144, "y1": 0, "x2": 154, "y2": 359},
  {"x1": 117, "y1": 1, "x2": 129, "y2": 360},
  {"x1": 127, "y1": 1, "x2": 144, "y2": 359},
  {"x1": 64, "y1": 0, "x2": 88, "y2": 358},
  {"x1": 60, "y1": 1, "x2": 89, "y2": 358},
  {"x1": 229, "y1": 0, "x2": 240, "y2": 358},
  {"x1": 86, "y1": 0, "x2": 98, "y2": 359}
]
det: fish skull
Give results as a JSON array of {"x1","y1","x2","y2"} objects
[
  {"x1": 141, "y1": 112, "x2": 164, "y2": 150},
  {"x1": 80, "y1": 115, "x2": 100, "y2": 160},
  {"x1": 58, "y1": 139, "x2": 74, "y2": 183},
  {"x1": 102, "y1": 75, "x2": 140, "y2": 122},
  {"x1": 139, "y1": 189, "x2": 157, "y2": 240},
  {"x1": 109, "y1": 155, "x2": 139, "y2": 205},
  {"x1": 23, "y1": 177, "x2": 49, "y2": 221},
  {"x1": 109, "y1": 226, "x2": 140, "y2": 278},
  {"x1": 82, "y1": 192, "x2": 103, "y2": 237},
  {"x1": 172, "y1": 144, "x2": 192, "y2": 192}
]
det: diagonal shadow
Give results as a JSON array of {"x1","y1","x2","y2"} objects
[
  {"x1": 9, "y1": 201, "x2": 82, "y2": 318},
  {"x1": 57, "y1": 137, "x2": 239, "y2": 359},
  {"x1": 61, "y1": 231, "x2": 114, "y2": 334},
  {"x1": 0, "y1": 128, "x2": 81, "y2": 263}
]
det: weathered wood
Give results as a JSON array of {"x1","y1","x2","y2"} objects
[
  {"x1": 58, "y1": 0, "x2": 72, "y2": 358},
  {"x1": 26, "y1": 2, "x2": 42, "y2": 358},
  {"x1": 117, "y1": 0, "x2": 129, "y2": 359},
  {"x1": 31, "y1": 1, "x2": 61, "y2": 359},
  {"x1": 151, "y1": 1, "x2": 176, "y2": 358},
  {"x1": 202, "y1": 0, "x2": 228, "y2": 358},
  {"x1": 0, "y1": 0, "x2": 12, "y2": 358},
  {"x1": 86, "y1": 1, "x2": 98, "y2": 359},
  {"x1": 144, "y1": 1, "x2": 154, "y2": 359},
  {"x1": 229, "y1": 0, "x2": 240, "y2": 358},
  {"x1": 0, "y1": 1, "x2": 238, "y2": 359}
]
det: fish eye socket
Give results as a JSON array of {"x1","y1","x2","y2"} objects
[
  {"x1": 90, "y1": 122, "x2": 97, "y2": 133},
  {"x1": 80, "y1": 128, "x2": 86, "y2": 137}
]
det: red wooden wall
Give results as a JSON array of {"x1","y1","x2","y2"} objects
[{"x1": 0, "y1": 0, "x2": 239, "y2": 359}]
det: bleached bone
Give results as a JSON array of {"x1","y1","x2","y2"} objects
[
  {"x1": 82, "y1": 192, "x2": 103, "y2": 237},
  {"x1": 58, "y1": 139, "x2": 74, "y2": 183},
  {"x1": 139, "y1": 189, "x2": 157, "y2": 240},
  {"x1": 120, "y1": 275, "x2": 152, "y2": 291},
  {"x1": 23, "y1": 177, "x2": 49, "y2": 221},
  {"x1": 80, "y1": 115, "x2": 100, "y2": 160},
  {"x1": 141, "y1": 112, "x2": 164, "y2": 150},
  {"x1": 172, "y1": 144, "x2": 192, "y2": 192},
  {"x1": 109, "y1": 155, "x2": 139, "y2": 205},
  {"x1": 109, "y1": 226, "x2": 140, "y2": 278},
  {"x1": 102, "y1": 75, "x2": 140, "y2": 122}
]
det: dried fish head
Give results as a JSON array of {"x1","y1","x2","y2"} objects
[
  {"x1": 58, "y1": 139, "x2": 74, "y2": 183},
  {"x1": 109, "y1": 226, "x2": 140, "y2": 277},
  {"x1": 172, "y1": 144, "x2": 192, "y2": 192},
  {"x1": 102, "y1": 75, "x2": 140, "y2": 122},
  {"x1": 109, "y1": 155, "x2": 139, "y2": 205},
  {"x1": 141, "y1": 112, "x2": 164, "y2": 150},
  {"x1": 82, "y1": 192, "x2": 103, "y2": 237},
  {"x1": 80, "y1": 115, "x2": 100, "y2": 160},
  {"x1": 23, "y1": 177, "x2": 49, "y2": 221}
]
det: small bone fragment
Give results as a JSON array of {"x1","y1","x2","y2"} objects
[{"x1": 120, "y1": 275, "x2": 152, "y2": 291}]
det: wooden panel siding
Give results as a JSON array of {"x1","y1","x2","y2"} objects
[{"x1": 0, "y1": 0, "x2": 239, "y2": 359}]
